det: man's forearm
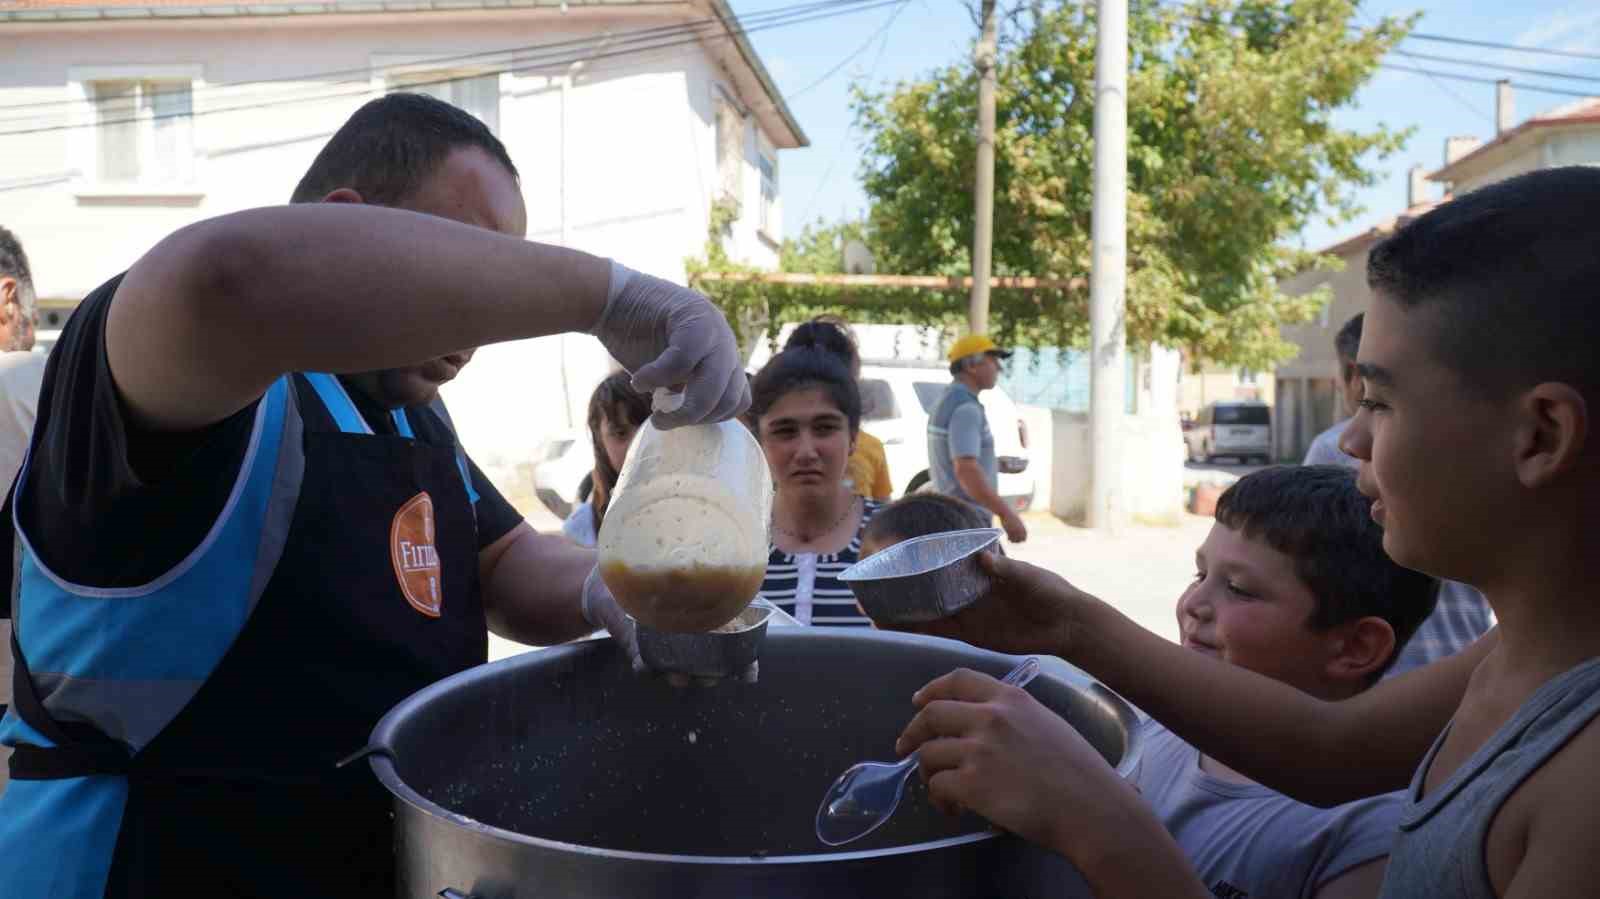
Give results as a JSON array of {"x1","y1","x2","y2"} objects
[
  {"x1": 108, "y1": 204, "x2": 613, "y2": 430},
  {"x1": 482, "y1": 526, "x2": 596, "y2": 647},
  {"x1": 954, "y1": 461, "x2": 1010, "y2": 518}
]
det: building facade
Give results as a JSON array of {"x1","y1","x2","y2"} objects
[{"x1": 0, "y1": 0, "x2": 804, "y2": 508}]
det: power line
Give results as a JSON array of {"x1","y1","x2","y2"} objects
[
  {"x1": 1407, "y1": 64, "x2": 1493, "y2": 124},
  {"x1": 0, "y1": 0, "x2": 876, "y2": 123},
  {"x1": 1379, "y1": 63, "x2": 1593, "y2": 100},
  {"x1": 795, "y1": 0, "x2": 906, "y2": 225},
  {"x1": 1344, "y1": 3, "x2": 1492, "y2": 136},
  {"x1": 1162, "y1": 2, "x2": 1595, "y2": 110},
  {"x1": 785, "y1": 0, "x2": 909, "y2": 101},
  {"x1": 1406, "y1": 30, "x2": 1600, "y2": 65},
  {"x1": 0, "y1": 0, "x2": 875, "y2": 122},
  {"x1": 0, "y1": 14, "x2": 704, "y2": 119},
  {"x1": 1392, "y1": 49, "x2": 1600, "y2": 86},
  {"x1": 11, "y1": 2, "x2": 1596, "y2": 123},
  {"x1": 1159, "y1": 0, "x2": 1600, "y2": 66},
  {"x1": 1201, "y1": 0, "x2": 1600, "y2": 110},
  {"x1": 0, "y1": 0, "x2": 903, "y2": 138}
]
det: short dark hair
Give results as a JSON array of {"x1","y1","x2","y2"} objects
[
  {"x1": 585, "y1": 372, "x2": 652, "y2": 531},
  {"x1": 750, "y1": 347, "x2": 861, "y2": 436},
  {"x1": 289, "y1": 93, "x2": 518, "y2": 206},
  {"x1": 1334, "y1": 312, "x2": 1363, "y2": 363},
  {"x1": 0, "y1": 226, "x2": 32, "y2": 291},
  {"x1": 786, "y1": 317, "x2": 859, "y2": 372},
  {"x1": 1215, "y1": 465, "x2": 1438, "y2": 680},
  {"x1": 864, "y1": 493, "x2": 989, "y2": 546},
  {"x1": 1367, "y1": 166, "x2": 1600, "y2": 396}
]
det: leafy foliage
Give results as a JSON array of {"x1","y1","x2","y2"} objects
[{"x1": 694, "y1": 0, "x2": 1407, "y2": 368}]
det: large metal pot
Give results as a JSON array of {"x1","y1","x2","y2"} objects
[{"x1": 367, "y1": 628, "x2": 1142, "y2": 898}]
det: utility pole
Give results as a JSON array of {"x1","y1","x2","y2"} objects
[
  {"x1": 1087, "y1": 0, "x2": 1128, "y2": 531},
  {"x1": 969, "y1": 0, "x2": 998, "y2": 335}
]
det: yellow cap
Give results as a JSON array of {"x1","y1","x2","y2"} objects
[{"x1": 946, "y1": 333, "x2": 1012, "y2": 363}]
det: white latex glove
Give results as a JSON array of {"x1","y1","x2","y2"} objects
[
  {"x1": 581, "y1": 565, "x2": 759, "y2": 686},
  {"x1": 589, "y1": 261, "x2": 750, "y2": 429}
]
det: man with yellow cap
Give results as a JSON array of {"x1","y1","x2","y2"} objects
[{"x1": 926, "y1": 334, "x2": 1027, "y2": 543}]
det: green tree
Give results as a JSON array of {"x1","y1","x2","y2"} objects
[
  {"x1": 780, "y1": 219, "x2": 872, "y2": 274},
  {"x1": 851, "y1": 0, "x2": 1409, "y2": 368}
]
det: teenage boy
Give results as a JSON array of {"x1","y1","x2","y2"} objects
[
  {"x1": 1303, "y1": 313, "x2": 1493, "y2": 675},
  {"x1": 892, "y1": 166, "x2": 1600, "y2": 898}
]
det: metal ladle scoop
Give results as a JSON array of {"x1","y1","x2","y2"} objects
[{"x1": 814, "y1": 656, "x2": 1042, "y2": 847}]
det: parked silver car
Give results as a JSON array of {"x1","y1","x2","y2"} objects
[{"x1": 1185, "y1": 401, "x2": 1272, "y2": 465}]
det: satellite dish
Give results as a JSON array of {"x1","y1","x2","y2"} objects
[{"x1": 842, "y1": 240, "x2": 876, "y2": 275}]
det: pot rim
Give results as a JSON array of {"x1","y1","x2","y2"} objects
[{"x1": 368, "y1": 629, "x2": 1142, "y2": 866}]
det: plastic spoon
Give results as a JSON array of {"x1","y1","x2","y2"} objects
[{"x1": 814, "y1": 656, "x2": 1042, "y2": 847}]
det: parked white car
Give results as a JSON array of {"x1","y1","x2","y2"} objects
[
  {"x1": 1184, "y1": 400, "x2": 1272, "y2": 465},
  {"x1": 855, "y1": 361, "x2": 1035, "y2": 510},
  {"x1": 532, "y1": 428, "x2": 591, "y2": 522},
  {"x1": 531, "y1": 358, "x2": 1037, "y2": 520}
]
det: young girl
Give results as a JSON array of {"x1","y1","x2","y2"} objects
[
  {"x1": 785, "y1": 318, "x2": 893, "y2": 502},
  {"x1": 562, "y1": 372, "x2": 651, "y2": 547},
  {"x1": 750, "y1": 346, "x2": 882, "y2": 626}
]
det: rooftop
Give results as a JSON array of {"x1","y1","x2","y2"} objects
[
  {"x1": 0, "y1": 0, "x2": 808, "y2": 148},
  {"x1": 1428, "y1": 96, "x2": 1600, "y2": 185}
]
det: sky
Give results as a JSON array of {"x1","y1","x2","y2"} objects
[{"x1": 736, "y1": 0, "x2": 1600, "y2": 254}]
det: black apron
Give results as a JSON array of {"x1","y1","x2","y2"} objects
[{"x1": 6, "y1": 373, "x2": 485, "y2": 897}]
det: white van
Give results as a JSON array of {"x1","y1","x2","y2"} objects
[{"x1": 1185, "y1": 401, "x2": 1272, "y2": 465}]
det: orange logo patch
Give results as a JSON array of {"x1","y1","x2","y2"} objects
[{"x1": 390, "y1": 492, "x2": 442, "y2": 617}]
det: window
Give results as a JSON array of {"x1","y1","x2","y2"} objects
[
  {"x1": 1237, "y1": 368, "x2": 1258, "y2": 385},
  {"x1": 713, "y1": 93, "x2": 745, "y2": 204},
  {"x1": 90, "y1": 79, "x2": 194, "y2": 185},
  {"x1": 1214, "y1": 405, "x2": 1270, "y2": 425},
  {"x1": 858, "y1": 378, "x2": 900, "y2": 422},
  {"x1": 714, "y1": 107, "x2": 725, "y2": 168},
  {"x1": 391, "y1": 72, "x2": 500, "y2": 133},
  {"x1": 758, "y1": 151, "x2": 778, "y2": 235}
]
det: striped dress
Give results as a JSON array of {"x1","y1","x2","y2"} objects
[{"x1": 761, "y1": 500, "x2": 882, "y2": 627}]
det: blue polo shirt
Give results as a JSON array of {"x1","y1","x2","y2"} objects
[{"x1": 927, "y1": 381, "x2": 996, "y2": 507}]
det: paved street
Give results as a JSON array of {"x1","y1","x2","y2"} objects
[{"x1": 1006, "y1": 512, "x2": 1212, "y2": 644}]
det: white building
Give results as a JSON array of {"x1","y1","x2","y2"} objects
[{"x1": 0, "y1": 0, "x2": 805, "y2": 510}]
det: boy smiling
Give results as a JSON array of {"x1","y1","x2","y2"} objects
[{"x1": 1134, "y1": 466, "x2": 1434, "y2": 899}]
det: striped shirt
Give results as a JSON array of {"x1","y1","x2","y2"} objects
[{"x1": 761, "y1": 500, "x2": 882, "y2": 627}]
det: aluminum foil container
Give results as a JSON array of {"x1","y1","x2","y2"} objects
[
  {"x1": 632, "y1": 602, "x2": 775, "y2": 678},
  {"x1": 839, "y1": 528, "x2": 1003, "y2": 624}
]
